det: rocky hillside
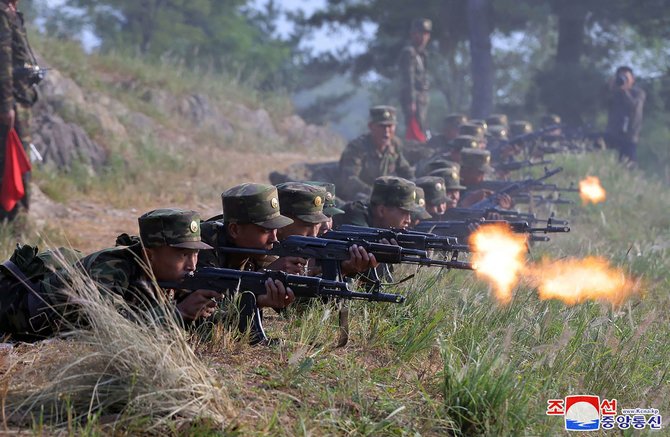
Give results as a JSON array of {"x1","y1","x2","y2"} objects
[{"x1": 19, "y1": 38, "x2": 345, "y2": 253}]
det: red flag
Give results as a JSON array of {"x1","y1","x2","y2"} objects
[
  {"x1": 1, "y1": 128, "x2": 32, "y2": 212},
  {"x1": 405, "y1": 114, "x2": 426, "y2": 142}
]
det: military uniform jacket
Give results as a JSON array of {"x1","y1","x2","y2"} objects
[
  {"x1": 338, "y1": 134, "x2": 414, "y2": 200},
  {"x1": 398, "y1": 44, "x2": 429, "y2": 109},
  {"x1": 0, "y1": 3, "x2": 37, "y2": 112}
]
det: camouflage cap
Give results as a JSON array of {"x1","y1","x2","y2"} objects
[
  {"x1": 486, "y1": 125, "x2": 508, "y2": 140},
  {"x1": 139, "y1": 208, "x2": 213, "y2": 250},
  {"x1": 416, "y1": 176, "x2": 449, "y2": 204},
  {"x1": 510, "y1": 120, "x2": 533, "y2": 137},
  {"x1": 461, "y1": 148, "x2": 494, "y2": 173},
  {"x1": 451, "y1": 135, "x2": 480, "y2": 151},
  {"x1": 443, "y1": 113, "x2": 468, "y2": 128},
  {"x1": 469, "y1": 119, "x2": 488, "y2": 133},
  {"x1": 369, "y1": 105, "x2": 397, "y2": 125},
  {"x1": 302, "y1": 181, "x2": 345, "y2": 217},
  {"x1": 223, "y1": 183, "x2": 293, "y2": 229},
  {"x1": 541, "y1": 114, "x2": 561, "y2": 127},
  {"x1": 486, "y1": 114, "x2": 508, "y2": 127},
  {"x1": 459, "y1": 124, "x2": 485, "y2": 140},
  {"x1": 412, "y1": 187, "x2": 433, "y2": 220},
  {"x1": 411, "y1": 18, "x2": 432, "y2": 33},
  {"x1": 419, "y1": 158, "x2": 460, "y2": 177},
  {"x1": 370, "y1": 176, "x2": 417, "y2": 211},
  {"x1": 276, "y1": 182, "x2": 329, "y2": 224},
  {"x1": 427, "y1": 168, "x2": 467, "y2": 190}
]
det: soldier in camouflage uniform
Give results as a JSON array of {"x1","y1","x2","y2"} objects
[
  {"x1": 0, "y1": 209, "x2": 220, "y2": 340},
  {"x1": 399, "y1": 18, "x2": 432, "y2": 134},
  {"x1": 338, "y1": 106, "x2": 414, "y2": 200},
  {"x1": 458, "y1": 149, "x2": 512, "y2": 210},
  {"x1": 410, "y1": 186, "x2": 433, "y2": 226},
  {"x1": 422, "y1": 114, "x2": 467, "y2": 158},
  {"x1": 302, "y1": 181, "x2": 345, "y2": 236},
  {"x1": 0, "y1": 0, "x2": 39, "y2": 219},
  {"x1": 335, "y1": 176, "x2": 420, "y2": 230}
]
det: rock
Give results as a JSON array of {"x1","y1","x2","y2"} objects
[
  {"x1": 29, "y1": 185, "x2": 70, "y2": 229},
  {"x1": 179, "y1": 94, "x2": 234, "y2": 138},
  {"x1": 230, "y1": 104, "x2": 277, "y2": 138},
  {"x1": 32, "y1": 111, "x2": 107, "y2": 171},
  {"x1": 269, "y1": 161, "x2": 339, "y2": 185},
  {"x1": 278, "y1": 115, "x2": 344, "y2": 150}
]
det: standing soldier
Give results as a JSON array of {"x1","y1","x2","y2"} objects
[
  {"x1": 399, "y1": 18, "x2": 432, "y2": 142},
  {"x1": 0, "y1": 0, "x2": 40, "y2": 220}
]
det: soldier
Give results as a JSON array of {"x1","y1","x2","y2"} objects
[
  {"x1": 422, "y1": 113, "x2": 467, "y2": 159},
  {"x1": 410, "y1": 186, "x2": 433, "y2": 226},
  {"x1": 541, "y1": 113, "x2": 562, "y2": 137},
  {"x1": 399, "y1": 18, "x2": 432, "y2": 140},
  {"x1": 458, "y1": 149, "x2": 512, "y2": 209},
  {"x1": 509, "y1": 120, "x2": 533, "y2": 138},
  {"x1": 338, "y1": 106, "x2": 414, "y2": 200},
  {"x1": 486, "y1": 114, "x2": 508, "y2": 128},
  {"x1": 335, "y1": 176, "x2": 419, "y2": 230},
  {"x1": 302, "y1": 181, "x2": 345, "y2": 236},
  {"x1": 459, "y1": 123, "x2": 486, "y2": 149},
  {"x1": 605, "y1": 66, "x2": 646, "y2": 163},
  {"x1": 417, "y1": 171, "x2": 466, "y2": 218},
  {"x1": 0, "y1": 0, "x2": 40, "y2": 220},
  {"x1": 0, "y1": 209, "x2": 222, "y2": 340}
]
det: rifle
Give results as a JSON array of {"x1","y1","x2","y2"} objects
[
  {"x1": 467, "y1": 167, "x2": 563, "y2": 211},
  {"x1": 160, "y1": 267, "x2": 404, "y2": 344},
  {"x1": 414, "y1": 218, "x2": 570, "y2": 242},
  {"x1": 511, "y1": 193, "x2": 574, "y2": 206},
  {"x1": 14, "y1": 65, "x2": 50, "y2": 86},
  {"x1": 329, "y1": 224, "x2": 471, "y2": 256},
  {"x1": 442, "y1": 206, "x2": 569, "y2": 227},
  {"x1": 495, "y1": 159, "x2": 553, "y2": 173}
]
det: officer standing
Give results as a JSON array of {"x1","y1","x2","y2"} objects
[
  {"x1": 399, "y1": 18, "x2": 432, "y2": 140},
  {"x1": 0, "y1": 0, "x2": 40, "y2": 219}
]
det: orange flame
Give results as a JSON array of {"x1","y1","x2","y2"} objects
[
  {"x1": 469, "y1": 224, "x2": 528, "y2": 304},
  {"x1": 530, "y1": 257, "x2": 636, "y2": 306},
  {"x1": 579, "y1": 176, "x2": 606, "y2": 204}
]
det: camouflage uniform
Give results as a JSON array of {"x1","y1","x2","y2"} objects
[
  {"x1": 303, "y1": 181, "x2": 345, "y2": 217},
  {"x1": 399, "y1": 18, "x2": 432, "y2": 131},
  {"x1": 0, "y1": 1, "x2": 38, "y2": 218},
  {"x1": 338, "y1": 106, "x2": 414, "y2": 200},
  {"x1": 0, "y1": 209, "x2": 212, "y2": 340},
  {"x1": 199, "y1": 183, "x2": 293, "y2": 271},
  {"x1": 276, "y1": 182, "x2": 329, "y2": 225},
  {"x1": 410, "y1": 186, "x2": 432, "y2": 223},
  {"x1": 459, "y1": 148, "x2": 495, "y2": 198}
]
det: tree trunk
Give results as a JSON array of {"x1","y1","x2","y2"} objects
[
  {"x1": 555, "y1": 2, "x2": 586, "y2": 65},
  {"x1": 467, "y1": 0, "x2": 494, "y2": 118}
]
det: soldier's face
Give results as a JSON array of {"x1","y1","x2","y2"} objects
[
  {"x1": 369, "y1": 122, "x2": 395, "y2": 149},
  {"x1": 278, "y1": 217, "x2": 323, "y2": 239},
  {"x1": 411, "y1": 31, "x2": 430, "y2": 48},
  {"x1": 445, "y1": 190, "x2": 460, "y2": 208},
  {"x1": 444, "y1": 126, "x2": 460, "y2": 140},
  {"x1": 461, "y1": 167, "x2": 485, "y2": 186},
  {"x1": 318, "y1": 217, "x2": 333, "y2": 236},
  {"x1": 146, "y1": 246, "x2": 198, "y2": 282},
  {"x1": 228, "y1": 223, "x2": 278, "y2": 262},
  {"x1": 373, "y1": 205, "x2": 411, "y2": 229},
  {"x1": 428, "y1": 202, "x2": 448, "y2": 216}
]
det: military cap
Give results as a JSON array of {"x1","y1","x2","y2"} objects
[
  {"x1": 370, "y1": 176, "x2": 417, "y2": 211},
  {"x1": 451, "y1": 135, "x2": 480, "y2": 150},
  {"x1": 443, "y1": 113, "x2": 468, "y2": 128},
  {"x1": 412, "y1": 187, "x2": 433, "y2": 220},
  {"x1": 302, "y1": 181, "x2": 345, "y2": 217},
  {"x1": 276, "y1": 182, "x2": 329, "y2": 224},
  {"x1": 411, "y1": 18, "x2": 432, "y2": 33},
  {"x1": 427, "y1": 168, "x2": 467, "y2": 191},
  {"x1": 461, "y1": 148, "x2": 494, "y2": 173},
  {"x1": 139, "y1": 208, "x2": 213, "y2": 250},
  {"x1": 541, "y1": 114, "x2": 561, "y2": 127},
  {"x1": 369, "y1": 105, "x2": 397, "y2": 125},
  {"x1": 419, "y1": 158, "x2": 460, "y2": 177},
  {"x1": 486, "y1": 125, "x2": 508, "y2": 140},
  {"x1": 459, "y1": 123, "x2": 485, "y2": 140},
  {"x1": 223, "y1": 183, "x2": 293, "y2": 229},
  {"x1": 469, "y1": 119, "x2": 488, "y2": 133},
  {"x1": 510, "y1": 120, "x2": 533, "y2": 137},
  {"x1": 486, "y1": 114, "x2": 508, "y2": 127},
  {"x1": 416, "y1": 176, "x2": 448, "y2": 204}
]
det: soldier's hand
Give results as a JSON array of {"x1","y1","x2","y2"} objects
[
  {"x1": 257, "y1": 278, "x2": 295, "y2": 309},
  {"x1": 341, "y1": 244, "x2": 379, "y2": 275},
  {"x1": 497, "y1": 194, "x2": 513, "y2": 209},
  {"x1": 0, "y1": 109, "x2": 15, "y2": 129},
  {"x1": 176, "y1": 289, "x2": 222, "y2": 321},
  {"x1": 267, "y1": 256, "x2": 308, "y2": 275}
]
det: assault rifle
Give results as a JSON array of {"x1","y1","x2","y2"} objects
[
  {"x1": 495, "y1": 159, "x2": 553, "y2": 173},
  {"x1": 218, "y1": 235, "x2": 474, "y2": 283},
  {"x1": 327, "y1": 224, "x2": 471, "y2": 256},
  {"x1": 160, "y1": 267, "x2": 404, "y2": 344},
  {"x1": 414, "y1": 218, "x2": 570, "y2": 242}
]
